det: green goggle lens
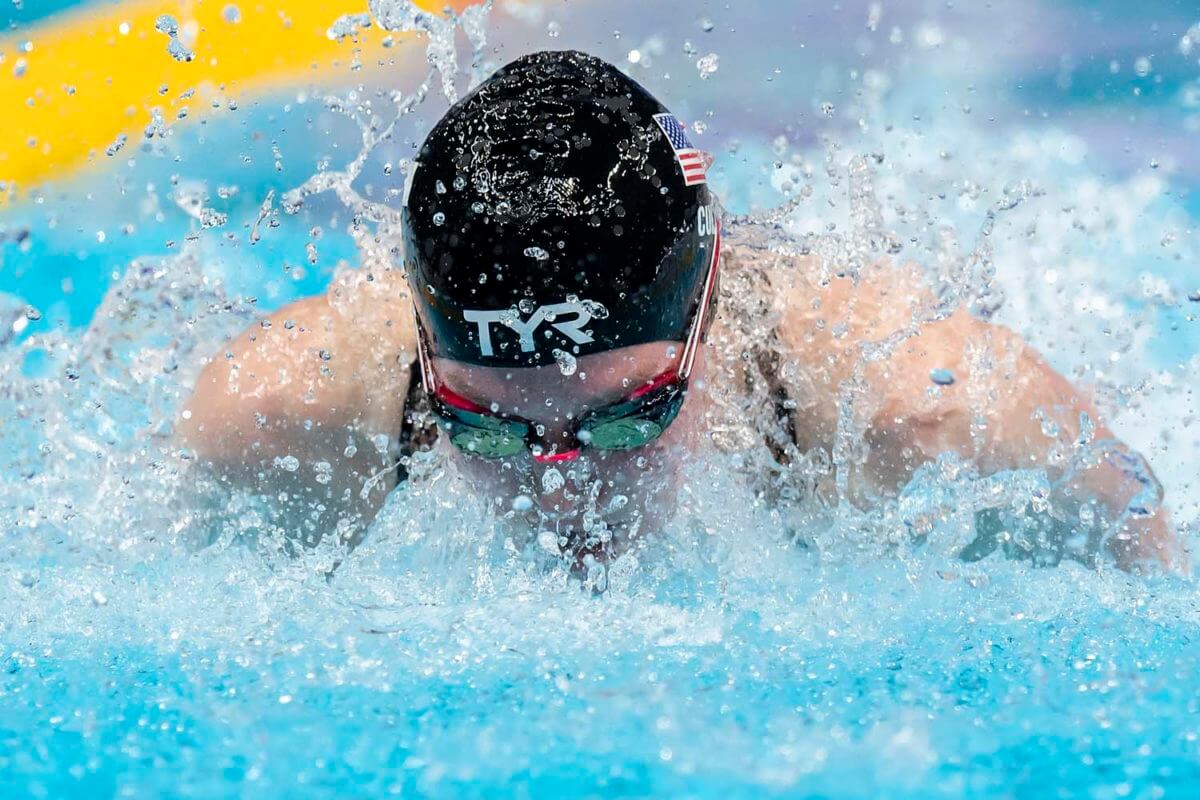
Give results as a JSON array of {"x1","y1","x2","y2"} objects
[
  {"x1": 449, "y1": 426, "x2": 527, "y2": 458},
  {"x1": 583, "y1": 417, "x2": 664, "y2": 450}
]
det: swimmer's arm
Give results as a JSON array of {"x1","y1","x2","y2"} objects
[
  {"x1": 177, "y1": 268, "x2": 417, "y2": 518},
  {"x1": 768, "y1": 254, "x2": 1185, "y2": 572},
  {"x1": 868, "y1": 309, "x2": 1184, "y2": 572}
]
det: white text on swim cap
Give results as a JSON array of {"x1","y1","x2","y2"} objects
[
  {"x1": 463, "y1": 302, "x2": 595, "y2": 357},
  {"x1": 697, "y1": 203, "x2": 716, "y2": 237}
]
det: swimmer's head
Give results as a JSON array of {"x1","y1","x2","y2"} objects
[
  {"x1": 400, "y1": 51, "x2": 720, "y2": 552},
  {"x1": 401, "y1": 49, "x2": 720, "y2": 371}
]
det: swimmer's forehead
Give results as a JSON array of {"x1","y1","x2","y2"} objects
[{"x1": 435, "y1": 341, "x2": 680, "y2": 413}]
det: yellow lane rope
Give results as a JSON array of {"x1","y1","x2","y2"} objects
[{"x1": 2, "y1": 0, "x2": 467, "y2": 197}]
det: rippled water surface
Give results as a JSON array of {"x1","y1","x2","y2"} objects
[{"x1": 2, "y1": 1, "x2": 1199, "y2": 797}]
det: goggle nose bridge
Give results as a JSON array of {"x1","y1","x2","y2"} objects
[{"x1": 534, "y1": 447, "x2": 582, "y2": 464}]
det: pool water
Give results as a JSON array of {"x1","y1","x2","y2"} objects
[{"x1": 2, "y1": 0, "x2": 1200, "y2": 797}]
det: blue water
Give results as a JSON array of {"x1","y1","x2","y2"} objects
[{"x1": 3, "y1": 1, "x2": 1200, "y2": 797}]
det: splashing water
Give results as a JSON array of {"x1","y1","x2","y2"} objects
[
  {"x1": 328, "y1": 0, "x2": 494, "y2": 102},
  {"x1": 2, "y1": 1, "x2": 1200, "y2": 797},
  {"x1": 154, "y1": 14, "x2": 195, "y2": 63}
]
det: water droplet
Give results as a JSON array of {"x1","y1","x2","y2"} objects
[
  {"x1": 538, "y1": 530, "x2": 561, "y2": 555},
  {"x1": 696, "y1": 53, "x2": 720, "y2": 79},
  {"x1": 584, "y1": 555, "x2": 607, "y2": 592},
  {"x1": 167, "y1": 38, "x2": 194, "y2": 62},
  {"x1": 914, "y1": 22, "x2": 945, "y2": 48},
  {"x1": 523, "y1": 246, "x2": 549, "y2": 261},
  {"x1": 580, "y1": 299, "x2": 609, "y2": 319},
  {"x1": 546, "y1": 21, "x2": 561, "y2": 38},
  {"x1": 154, "y1": 15, "x2": 178, "y2": 36},
  {"x1": 432, "y1": 212, "x2": 445, "y2": 226},
  {"x1": 222, "y1": 4, "x2": 241, "y2": 24},
  {"x1": 541, "y1": 467, "x2": 565, "y2": 494},
  {"x1": 200, "y1": 209, "x2": 227, "y2": 229},
  {"x1": 553, "y1": 349, "x2": 577, "y2": 376},
  {"x1": 929, "y1": 368, "x2": 956, "y2": 386},
  {"x1": 698, "y1": 16, "x2": 714, "y2": 32},
  {"x1": 511, "y1": 494, "x2": 533, "y2": 512},
  {"x1": 274, "y1": 455, "x2": 300, "y2": 472},
  {"x1": 326, "y1": 12, "x2": 371, "y2": 41},
  {"x1": 1187, "y1": 290, "x2": 1200, "y2": 303},
  {"x1": 867, "y1": 2, "x2": 882, "y2": 31}
]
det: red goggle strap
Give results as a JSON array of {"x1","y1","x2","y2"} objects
[
  {"x1": 630, "y1": 367, "x2": 681, "y2": 400},
  {"x1": 434, "y1": 384, "x2": 490, "y2": 415}
]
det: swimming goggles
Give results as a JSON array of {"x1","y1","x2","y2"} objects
[
  {"x1": 414, "y1": 227, "x2": 721, "y2": 463},
  {"x1": 423, "y1": 360, "x2": 689, "y2": 462}
]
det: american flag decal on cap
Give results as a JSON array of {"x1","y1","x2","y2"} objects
[{"x1": 653, "y1": 114, "x2": 707, "y2": 186}]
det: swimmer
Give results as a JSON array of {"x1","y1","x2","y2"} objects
[{"x1": 179, "y1": 51, "x2": 1186, "y2": 573}]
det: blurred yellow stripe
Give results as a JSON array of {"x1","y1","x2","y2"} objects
[{"x1": 2, "y1": 0, "x2": 462, "y2": 197}]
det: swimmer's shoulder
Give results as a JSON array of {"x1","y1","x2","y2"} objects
[
  {"x1": 317, "y1": 265, "x2": 420, "y2": 433},
  {"x1": 325, "y1": 266, "x2": 418, "y2": 359},
  {"x1": 720, "y1": 236, "x2": 929, "y2": 348},
  {"x1": 180, "y1": 266, "x2": 418, "y2": 466},
  {"x1": 716, "y1": 237, "x2": 933, "y2": 417}
]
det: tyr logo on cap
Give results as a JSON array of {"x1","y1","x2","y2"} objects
[{"x1": 464, "y1": 302, "x2": 596, "y2": 357}]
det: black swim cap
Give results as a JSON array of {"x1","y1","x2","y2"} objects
[{"x1": 402, "y1": 50, "x2": 720, "y2": 369}]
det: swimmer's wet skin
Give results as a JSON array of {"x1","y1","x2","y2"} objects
[{"x1": 178, "y1": 50, "x2": 1187, "y2": 575}]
